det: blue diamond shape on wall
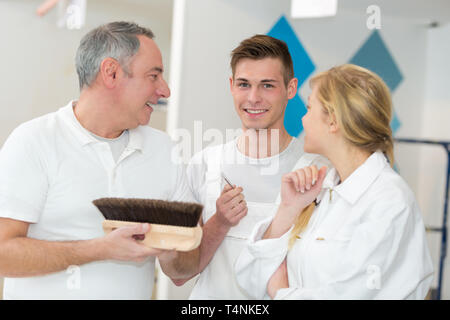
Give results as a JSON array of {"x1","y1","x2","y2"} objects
[
  {"x1": 349, "y1": 30, "x2": 403, "y2": 133},
  {"x1": 267, "y1": 15, "x2": 315, "y2": 137},
  {"x1": 284, "y1": 95, "x2": 307, "y2": 137}
]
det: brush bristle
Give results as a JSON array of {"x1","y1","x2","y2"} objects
[{"x1": 93, "y1": 198, "x2": 203, "y2": 227}]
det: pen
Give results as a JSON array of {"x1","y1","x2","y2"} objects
[{"x1": 222, "y1": 173, "x2": 234, "y2": 189}]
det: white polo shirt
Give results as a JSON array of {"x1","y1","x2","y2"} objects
[{"x1": 0, "y1": 101, "x2": 193, "y2": 299}]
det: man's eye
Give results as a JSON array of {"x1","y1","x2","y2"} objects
[
  {"x1": 150, "y1": 74, "x2": 158, "y2": 80},
  {"x1": 238, "y1": 82, "x2": 249, "y2": 88},
  {"x1": 263, "y1": 84, "x2": 274, "y2": 89}
]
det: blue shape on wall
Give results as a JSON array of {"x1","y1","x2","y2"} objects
[
  {"x1": 284, "y1": 95, "x2": 308, "y2": 137},
  {"x1": 267, "y1": 15, "x2": 315, "y2": 137},
  {"x1": 349, "y1": 30, "x2": 404, "y2": 133}
]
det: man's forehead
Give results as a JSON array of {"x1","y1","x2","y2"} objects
[
  {"x1": 131, "y1": 36, "x2": 164, "y2": 70},
  {"x1": 137, "y1": 34, "x2": 156, "y2": 47},
  {"x1": 234, "y1": 57, "x2": 284, "y2": 80}
]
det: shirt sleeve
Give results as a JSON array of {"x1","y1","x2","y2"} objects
[
  {"x1": 185, "y1": 150, "x2": 208, "y2": 204},
  {"x1": 168, "y1": 162, "x2": 196, "y2": 203},
  {"x1": 0, "y1": 124, "x2": 49, "y2": 223},
  {"x1": 167, "y1": 143, "x2": 195, "y2": 204},
  {"x1": 184, "y1": 149, "x2": 210, "y2": 225},
  {"x1": 235, "y1": 215, "x2": 293, "y2": 299},
  {"x1": 274, "y1": 200, "x2": 433, "y2": 300}
]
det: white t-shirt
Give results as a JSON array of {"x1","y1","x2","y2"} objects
[
  {"x1": 89, "y1": 129, "x2": 130, "y2": 163},
  {"x1": 187, "y1": 137, "x2": 305, "y2": 208},
  {"x1": 0, "y1": 101, "x2": 193, "y2": 299}
]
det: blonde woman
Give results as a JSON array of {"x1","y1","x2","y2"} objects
[{"x1": 235, "y1": 64, "x2": 434, "y2": 299}]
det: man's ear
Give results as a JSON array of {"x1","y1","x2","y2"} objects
[
  {"x1": 229, "y1": 76, "x2": 234, "y2": 92},
  {"x1": 100, "y1": 58, "x2": 120, "y2": 89},
  {"x1": 287, "y1": 78, "x2": 298, "y2": 99}
]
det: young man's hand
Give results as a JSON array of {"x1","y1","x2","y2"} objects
[{"x1": 215, "y1": 184, "x2": 248, "y2": 229}]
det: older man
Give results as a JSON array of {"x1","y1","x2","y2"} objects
[{"x1": 0, "y1": 21, "x2": 198, "y2": 299}]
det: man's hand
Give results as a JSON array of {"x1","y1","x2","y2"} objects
[
  {"x1": 0, "y1": 218, "x2": 179, "y2": 278},
  {"x1": 166, "y1": 185, "x2": 248, "y2": 285},
  {"x1": 164, "y1": 185, "x2": 248, "y2": 285},
  {"x1": 215, "y1": 184, "x2": 248, "y2": 229},
  {"x1": 99, "y1": 223, "x2": 170, "y2": 262}
]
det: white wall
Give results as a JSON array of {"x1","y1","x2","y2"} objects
[
  {"x1": 0, "y1": 0, "x2": 172, "y2": 146},
  {"x1": 164, "y1": 0, "x2": 447, "y2": 299}
]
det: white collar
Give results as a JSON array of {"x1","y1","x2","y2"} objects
[
  {"x1": 316, "y1": 151, "x2": 388, "y2": 205},
  {"x1": 58, "y1": 100, "x2": 144, "y2": 153}
]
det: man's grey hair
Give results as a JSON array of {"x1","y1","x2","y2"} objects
[{"x1": 75, "y1": 21, "x2": 154, "y2": 90}]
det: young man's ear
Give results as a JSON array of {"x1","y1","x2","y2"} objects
[
  {"x1": 229, "y1": 76, "x2": 234, "y2": 91},
  {"x1": 100, "y1": 58, "x2": 120, "y2": 88},
  {"x1": 287, "y1": 78, "x2": 298, "y2": 99}
]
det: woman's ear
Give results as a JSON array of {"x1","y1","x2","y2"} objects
[{"x1": 328, "y1": 113, "x2": 338, "y2": 134}]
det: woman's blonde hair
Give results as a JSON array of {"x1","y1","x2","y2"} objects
[{"x1": 289, "y1": 64, "x2": 394, "y2": 249}]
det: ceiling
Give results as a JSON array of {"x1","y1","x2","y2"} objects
[{"x1": 29, "y1": 0, "x2": 450, "y2": 27}]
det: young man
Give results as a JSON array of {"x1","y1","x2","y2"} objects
[
  {"x1": 174, "y1": 35, "x2": 328, "y2": 299},
  {"x1": 0, "y1": 22, "x2": 198, "y2": 299}
]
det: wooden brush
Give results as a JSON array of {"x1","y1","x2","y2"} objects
[{"x1": 93, "y1": 198, "x2": 203, "y2": 252}]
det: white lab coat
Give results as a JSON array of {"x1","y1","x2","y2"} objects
[{"x1": 235, "y1": 151, "x2": 434, "y2": 299}]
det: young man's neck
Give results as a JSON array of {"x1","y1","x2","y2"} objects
[{"x1": 237, "y1": 127, "x2": 292, "y2": 159}]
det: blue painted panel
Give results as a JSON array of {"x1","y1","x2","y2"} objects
[
  {"x1": 267, "y1": 15, "x2": 315, "y2": 137},
  {"x1": 350, "y1": 30, "x2": 404, "y2": 133}
]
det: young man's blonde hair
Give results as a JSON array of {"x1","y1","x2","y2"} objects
[
  {"x1": 230, "y1": 34, "x2": 294, "y2": 87},
  {"x1": 289, "y1": 64, "x2": 394, "y2": 248}
]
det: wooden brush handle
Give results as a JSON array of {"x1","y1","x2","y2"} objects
[{"x1": 102, "y1": 220, "x2": 202, "y2": 252}]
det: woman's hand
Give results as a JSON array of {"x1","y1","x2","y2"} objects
[
  {"x1": 267, "y1": 258, "x2": 289, "y2": 299},
  {"x1": 280, "y1": 165, "x2": 327, "y2": 212},
  {"x1": 264, "y1": 166, "x2": 327, "y2": 239}
]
